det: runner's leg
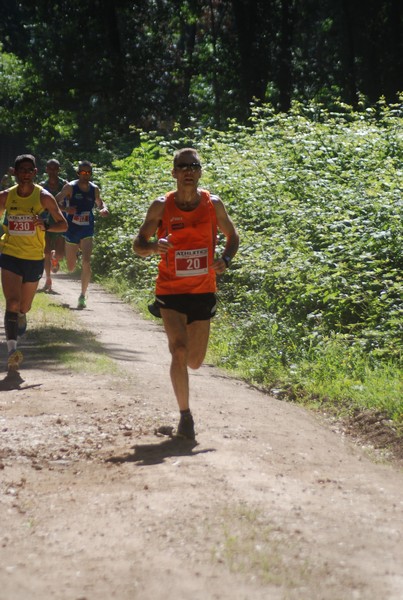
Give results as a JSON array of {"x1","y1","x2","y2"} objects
[
  {"x1": 161, "y1": 309, "x2": 190, "y2": 411},
  {"x1": 54, "y1": 235, "x2": 65, "y2": 262},
  {"x1": 19, "y1": 280, "x2": 41, "y2": 315},
  {"x1": 1, "y1": 268, "x2": 22, "y2": 313},
  {"x1": 80, "y1": 237, "x2": 93, "y2": 296},
  {"x1": 43, "y1": 234, "x2": 52, "y2": 288},
  {"x1": 2, "y1": 269, "x2": 23, "y2": 359},
  {"x1": 65, "y1": 241, "x2": 79, "y2": 272},
  {"x1": 2, "y1": 263, "x2": 41, "y2": 369},
  {"x1": 187, "y1": 319, "x2": 210, "y2": 369}
]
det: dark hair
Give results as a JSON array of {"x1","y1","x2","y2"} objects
[
  {"x1": 14, "y1": 154, "x2": 36, "y2": 170},
  {"x1": 46, "y1": 159, "x2": 60, "y2": 167},
  {"x1": 173, "y1": 148, "x2": 201, "y2": 167},
  {"x1": 78, "y1": 160, "x2": 92, "y2": 172}
]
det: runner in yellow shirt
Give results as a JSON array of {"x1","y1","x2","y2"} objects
[{"x1": 0, "y1": 154, "x2": 67, "y2": 372}]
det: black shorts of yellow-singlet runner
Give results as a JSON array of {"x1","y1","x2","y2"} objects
[{"x1": 0, "y1": 253, "x2": 44, "y2": 283}]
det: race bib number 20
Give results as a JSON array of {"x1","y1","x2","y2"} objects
[
  {"x1": 175, "y1": 248, "x2": 209, "y2": 277},
  {"x1": 8, "y1": 215, "x2": 35, "y2": 235}
]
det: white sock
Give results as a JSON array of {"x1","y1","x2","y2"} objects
[{"x1": 7, "y1": 340, "x2": 17, "y2": 353}]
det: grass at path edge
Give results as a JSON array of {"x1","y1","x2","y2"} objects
[{"x1": 1, "y1": 291, "x2": 118, "y2": 376}]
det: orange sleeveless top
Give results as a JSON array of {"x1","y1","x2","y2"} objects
[{"x1": 156, "y1": 189, "x2": 217, "y2": 295}]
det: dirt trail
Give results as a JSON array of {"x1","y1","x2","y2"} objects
[{"x1": 0, "y1": 273, "x2": 402, "y2": 600}]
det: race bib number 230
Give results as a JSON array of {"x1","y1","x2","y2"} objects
[
  {"x1": 175, "y1": 248, "x2": 208, "y2": 277},
  {"x1": 8, "y1": 215, "x2": 35, "y2": 235}
]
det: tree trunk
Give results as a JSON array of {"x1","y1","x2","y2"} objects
[{"x1": 277, "y1": 0, "x2": 294, "y2": 112}]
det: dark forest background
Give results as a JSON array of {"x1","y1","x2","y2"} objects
[{"x1": 0, "y1": 0, "x2": 402, "y2": 169}]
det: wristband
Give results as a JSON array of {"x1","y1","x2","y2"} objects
[{"x1": 222, "y1": 255, "x2": 231, "y2": 268}]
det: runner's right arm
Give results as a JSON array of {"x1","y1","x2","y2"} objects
[
  {"x1": 55, "y1": 183, "x2": 75, "y2": 214},
  {"x1": 133, "y1": 197, "x2": 168, "y2": 257},
  {"x1": 37, "y1": 189, "x2": 68, "y2": 233},
  {"x1": 0, "y1": 190, "x2": 8, "y2": 216}
]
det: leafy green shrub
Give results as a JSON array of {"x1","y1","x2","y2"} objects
[{"x1": 94, "y1": 100, "x2": 403, "y2": 421}]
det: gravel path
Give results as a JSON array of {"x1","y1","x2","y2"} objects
[{"x1": 0, "y1": 272, "x2": 402, "y2": 600}]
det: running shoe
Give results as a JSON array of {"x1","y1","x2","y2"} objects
[
  {"x1": 7, "y1": 350, "x2": 23, "y2": 372},
  {"x1": 50, "y1": 250, "x2": 60, "y2": 273},
  {"x1": 77, "y1": 293, "x2": 87, "y2": 309},
  {"x1": 17, "y1": 313, "x2": 27, "y2": 337},
  {"x1": 44, "y1": 277, "x2": 52, "y2": 292},
  {"x1": 176, "y1": 412, "x2": 195, "y2": 440}
]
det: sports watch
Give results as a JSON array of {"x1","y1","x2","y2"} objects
[{"x1": 222, "y1": 255, "x2": 231, "y2": 268}]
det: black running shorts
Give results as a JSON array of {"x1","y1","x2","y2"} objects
[
  {"x1": 0, "y1": 253, "x2": 44, "y2": 283},
  {"x1": 155, "y1": 293, "x2": 217, "y2": 324}
]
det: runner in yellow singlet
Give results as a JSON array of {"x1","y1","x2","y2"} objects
[{"x1": 0, "y1": 154, "x2": 67, "y2": 373}]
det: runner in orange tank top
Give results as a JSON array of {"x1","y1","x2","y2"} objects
[
  {"x1": 155, "y1": 188, "x2": 217, "y2": 295},
  {"x1": 133, "y1": 148, "x2": 239, "y2": 439}
]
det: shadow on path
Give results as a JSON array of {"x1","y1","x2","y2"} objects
[
  {"x1": 0, "y1": 371, "x2": 42, "y2": 391},
  {"x1": 106, "y1": 437, "x2": 216, "y2": 466}
]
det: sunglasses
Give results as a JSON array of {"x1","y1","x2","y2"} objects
[
  {"x1": 79, "y1": 170, "x2": 92, "y2": 175},
  {"x1": 175, "y1": 162, "x2": 202, "y2": 172},
  {"x1": 17, "y1": 167, "x2": 35, "y2": 174}
]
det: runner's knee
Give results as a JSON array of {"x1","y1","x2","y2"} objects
[
  {"x1": 169, "y1": 341, "x2": 188, "y2": 365},
  {"x1": 187, "y1": 353, "x2": 205, "y2": 370}
]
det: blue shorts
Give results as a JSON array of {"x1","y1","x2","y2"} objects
[
  {"x1": 0, "y1": 253, "x2": 44, "y2": 283},
  {"x1": 154, "y1": 293, "x2": 217, "y2": 324},
  {"x1": 64, "y1": 223, "x2": 94, "y2": 245}
]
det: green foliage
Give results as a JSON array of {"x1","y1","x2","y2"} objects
[
  {"x1": 1, "y1": 1, "x2": 401, "y2": 160},
  {"x1": 0, "y1": 45, "x2": 82, "y2": 161},
  {"x1": 94, "y1": 100, "x2": 402, "y2": 421},
  {"x1": 294, "y1": 339, "x2": 402, "y2": 421},
  {"x1": 91, "y1": 137, "x2": 172, "y2": 286},
  {"x1": 0, "y1": 45, "x2": 31, "y2": 133}
]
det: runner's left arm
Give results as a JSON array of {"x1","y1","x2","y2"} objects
[
  {"x1": 94, "y1": 185, "x2": 109, "y2": 217},
  {"x1": 211, "y1": 195, "x2": 239, "y2": 274}
]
